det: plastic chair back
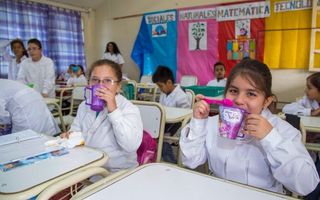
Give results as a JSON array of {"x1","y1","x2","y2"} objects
[
  {"x1": 180, "y1": 75, "x2": 198, "y2": 87},
  {"x1": 131, "y1": 100, "x2": 165, "y2": 162}
]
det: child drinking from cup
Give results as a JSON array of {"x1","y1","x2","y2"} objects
[
  {"x1": 282, "y1": 72, "x2": 320, "y2": 116},
  {"x1": 61, "y1": 59, "x2": 143, "y2": 172},
  {"x1": 180, "y1": 59, "x2": 319, "y2": 196},
  {"x1": 66, "y1": 64, "x2": 88, "y2": 86}
]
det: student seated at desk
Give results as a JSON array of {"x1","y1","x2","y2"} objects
[
  {"x1": 206, "y1": 61, "x2": 227, "y2": 87},
  {"x1": 152, "y1": 66, "x2": 190, "y2": 163},
  {"x1": 0, "y1": 79, "x2": 60, "y2": 136},
  {"x1": 61, "y1": 59, "x2": 143, "y2": 172},
  {"x1": 282, "y1": 72, "x2": 320, "y2": 117},
  {"x1": 180, "y1": 59, "x2": 319, "y2": 196},
  {"x1": 66, "y1": 64, "x2": 87, "y2": 86}
]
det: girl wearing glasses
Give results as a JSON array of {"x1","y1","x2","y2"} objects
[{"x1": 61, "y1": 59, "x2": 143, "y2": 172}]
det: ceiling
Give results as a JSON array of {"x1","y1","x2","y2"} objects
[{"x1": 50, "y1": 0, "x2": 105, "y2": 9}]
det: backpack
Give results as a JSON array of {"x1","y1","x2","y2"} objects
[{"x1": 137, "y1": 130, "x2": 158, "y2": 165}]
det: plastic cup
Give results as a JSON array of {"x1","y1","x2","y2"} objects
[{"x1": 218, "y1": 105, "x2": 246, "y2": 139}]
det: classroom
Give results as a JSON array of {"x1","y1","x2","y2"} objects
[{"x1": 0, "y1": 0, "x2": 320, "y2": 199}]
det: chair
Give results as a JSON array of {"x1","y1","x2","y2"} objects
[
  {"x1": 72, "y1": 86, "x2": 85, "y2": 116},
  {"x1": 36, "y1": 167, "x2": 110, "y2": 200},
  {"x1": 180, "y1": 75, "x2": 198, "y2": 87},
  {"x1": 55, "y1": 86, "x2": 85, "y2": 131},
  {"x1": 121, "y1": 80, "x2": 137, "y2": 100},
  {"x1": 185, "y1": 89, "x2": 196, "y2": 108},
  {"x1": 44, "y1": 98, "x2": 66, "y2": 132},
  {"x1": 140, "y1": 75, "x2": 152, "y2": 83},
  {"x1": 56, "y1": 87, "x2": 74, "y2": 115},
  {"x1": 131, "y1": 100, "x2": 165, "y2": 162}
]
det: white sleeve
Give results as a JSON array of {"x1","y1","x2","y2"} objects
[
  {"x1": 42, "y1": 59, "x2": 56, "y2": 95},
  {"x1": 179, "y1": 118, "x2": 208, "y2": 169},
  {"x1": 69, "y1": 102, "x2": 85, "y2": 132},
  {"x1": 260, "y1": 125, "x2": 319, "y2": 195},
  {"x1": 78, "y1": 75, "x2": 88, "y2": 86},
  {"x1": 107, "y1": 103, "x2": 143, "y2": 153},
  {"x1": 282, "y1": 97, "x2": 311, "y2": 116},
  {"x1": 66, "y1": 77, "x2": 74, "y2": 86},
  {"x1": 117, "y1": 54, "x2": 125, "y2": 64},
  {"x1": 17, "y1": 63, "x2": 27, "y2": 84},
  {"x1": 176, "y1": 93, "x2": 191, "y2": 108}
]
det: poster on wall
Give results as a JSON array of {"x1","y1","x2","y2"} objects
[
  {"x1": 152, "y1": 23, "x2": 167, "y2": 37},
  {"x1": 177, "y1": 6, "x2": 219, "y2": 85},
  {"x1": 189, "y1": 21, "x2": 207, "y2": 51},
  {"x1": 131, "y1": 10, "x2": 177, "y2": 77},
  {"x1": 227, "y1": 39, "x2": 256, "y2": 60},
  {"x1": 235, "y1": 19, "x2": 250, "y2": 38}
]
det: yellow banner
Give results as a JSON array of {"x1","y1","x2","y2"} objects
[{"x1": 264, "y1": 0, "x2": 319, "y2": 69}]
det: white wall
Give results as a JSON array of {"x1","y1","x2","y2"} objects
[{"x1": 88, "y1": 0, "x2": 310, "y2": 103}]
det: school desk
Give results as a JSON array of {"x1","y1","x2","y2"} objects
[
  {"x1": 164, "y1": 106, "x2": 192, "y2": 124},
  {"x1": 300, "y1": 116, "x2": 320, "y2": 151},
  {"x1": 163, "y1": 106, "x2": 193, "y2": 166},
  {"x1": 136, "y1": 83, "x2": 158, "y2": 101},
  {"x1": 0, "y1": 133, "x2": 108, "y2": 200},
  {"x1": 72, "y1": 163, "x2": 294, "y2": 200}
]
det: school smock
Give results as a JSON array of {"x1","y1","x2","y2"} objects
[
  {"x1": 282, "y1": 95, "x2": 320, "y2": 116},
  {"x1": 206, "y1": 78, "x2": 227, "y2": 87},
  {"x1": 0, "y1": 40, "x2": 27, "y2": 80},
  {"x1": 179, "y1": 108, "x2": 319, "y2": 195},
  {"x1": 159, "y1": 85, "x2": 191, "y2": 108},
  {"x1": 66, "y1": 74, "x2": 87, "y2": 86},
  {"x1": 0, "y1": 79, "x2": 60, "y2": 135},
  {"x1": 69, "y1": 94, "x2": 143, "y2": 172},
  {"x1": 17, "y1": 55, "x2": 56, "y2": 98},
  {"x1": 102, "y1": 52, "x2": 125, "y2": 65}
]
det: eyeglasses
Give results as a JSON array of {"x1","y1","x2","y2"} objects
[
  {"x1": 27, "y1": 47, "x2": 40, "y2": 52},
  {"x1": 90, "y1": 77, "x2": 120, "y2": 85}
]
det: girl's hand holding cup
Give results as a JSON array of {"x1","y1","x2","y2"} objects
[{"x1": 193, "y1": 94, "x2": 210, "y2": 119}]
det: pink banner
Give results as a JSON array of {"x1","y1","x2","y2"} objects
[{"x1": 177, "y1": 6, "x2": 219, "y2": 85}]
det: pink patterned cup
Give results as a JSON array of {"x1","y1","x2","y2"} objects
[{"x1": 218, "y1": 105, "x2": 247, "y2": 140}]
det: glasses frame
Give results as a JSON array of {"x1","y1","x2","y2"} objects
[{"x1": 89, "y1": 77, "x2": 120, "y2": 86}]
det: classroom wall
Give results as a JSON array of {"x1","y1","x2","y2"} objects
[{"x1": 90, "y1": 0, "x2": 310, "y2": 103}]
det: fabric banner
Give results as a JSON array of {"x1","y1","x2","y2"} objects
[
  {"x1": 177, "y1": 6, "x2": 219, "y2": 85},
  {"x1": 131, "y1": 10, "x2": 177, "y2": 79},
  {"x1": 264, "y1": 0, "x2": 316, "y2": 69},
  {"x1": 218, "y1": 18, "x2": 265, "y2": 75},
  {"x1": 216, "y1": 1, "x2": 270, "y2": 21}
]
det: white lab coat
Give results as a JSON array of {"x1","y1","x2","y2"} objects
[
  {"x1": 66, "y1": 74, "x2": 87, "y2": 86},
  {"x1": 282, "y1": 95, "x2": 319, "y2": 116},
  {"x1": 159, "y1": 85, "x2": 191, "y2": 108},
  {"x1": 102, "y1": 52, "x2": 125, "y2": 65},
  {"x1": 0, "y1": 40, "x2": 27, "y2": 80},
  {"x1": 206, "y1": 78, "x2": 227, "y2": 87},
  {"x1": 180, "y1": 108, "x2": 319, "y2": 195},
  {"x1": 17, "y1": 55, "x2": 56, "y2": 98},
  {"x1": 70, "y1": 94, "x2": 143, "y2": 172},
  {"x1": 0, "y1": 79, "x2": 60, "y2": 135}
]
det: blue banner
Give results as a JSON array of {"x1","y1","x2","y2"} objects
[{"x1": 131, "y1": 10, "x2": 177, "y2": 80}]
